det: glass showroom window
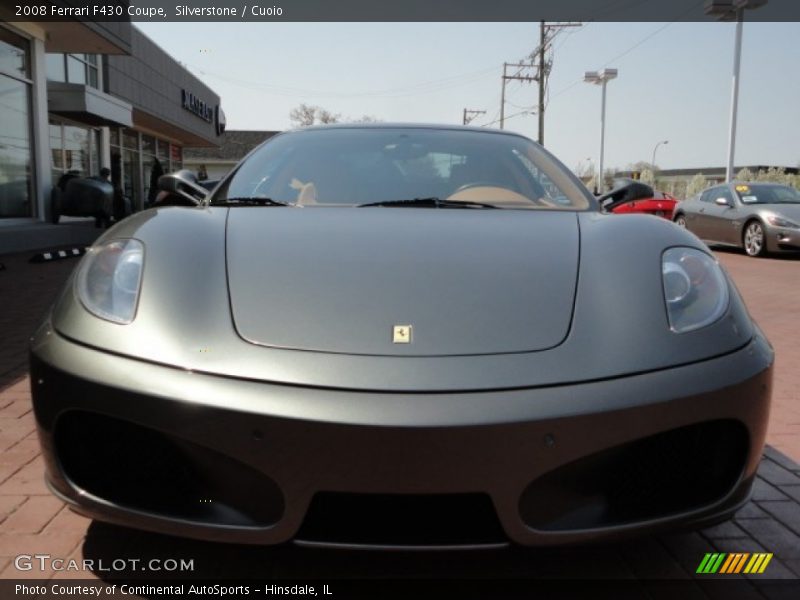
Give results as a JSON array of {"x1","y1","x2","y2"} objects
[
  {"x1": 122, "y1": 128, "x2": 142, "y2": 210},
  {"x1": 49, "y1": 120, "x2": 102, "y2": 186},
  {"x1": 110, "y1": 127, "x2": 124, "y2": 205},
  {"x1": 0, "y1": 27, "x2": 34, "y2": 218},
  {"x1": 156, "y1": 138, "x2": 169, "y2": 167},
  {"x1": 142, "y1": 134, "x2": 167, "y2": 206},
  {"x1": 46, "y1": 53, "x2": 101, "y2": 88},
  {"x1": 170, "y1": 144, "x2": 183, "y2": 171}
]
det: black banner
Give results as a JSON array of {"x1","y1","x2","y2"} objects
[
  {"x1": 4, "y1": 578, "x2": 800, "y2": 600},
  {"x1": 3, "y1": 0, "x2": 800, "y2": 22}
]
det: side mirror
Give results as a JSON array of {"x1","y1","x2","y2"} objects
[
  {"x1": 155, "y1": 170, "x2": 208, "y2": 207},
  {"x1": 714, "y1": 197, "x2": 731, "y2": 207},
  {"x1": 597, "y1": 181, "x2": 654, "y2": 212}
]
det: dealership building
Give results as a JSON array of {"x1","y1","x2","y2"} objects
[{"x1": 0, "y1": 12, "x2": 224, "y2": 253}]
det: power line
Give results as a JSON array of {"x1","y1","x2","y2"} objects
[
  {"x1": 186, "y1": 63, "x2": 499, "y2": 99},
  {"x1": 483, "y1": 108, "x2": 534, "y2": 128},
  {"x1": 504, "y1": 99, "x2": 536, "y2": 111},
  {"x1": 547, "y1": 0, "x2": 705, "y2": 103},
  {"x1": 499, "y1": 61, "x2": 538, "y2": 129}
]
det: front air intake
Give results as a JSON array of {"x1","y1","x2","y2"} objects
[
  {"x1": 56, "y1": 410, "x2": 284, "y2": 528},
  {"x1": 519, "y1": 420, "x2": 748, "y2": 531}
]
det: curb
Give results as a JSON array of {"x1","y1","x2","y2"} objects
[{"x1": 29, "y1": 247, "x2": 88, "y2": 264}]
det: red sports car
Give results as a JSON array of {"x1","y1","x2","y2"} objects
[{"x1": 610, "y1": 190, "x2": 678, "y2": 219}]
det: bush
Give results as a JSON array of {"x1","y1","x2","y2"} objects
[{"x1": 686, "y1": 173, "x2": 708, "y2": 197}]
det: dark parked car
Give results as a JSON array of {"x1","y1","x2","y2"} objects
[
  {"x1": 151, "y1": 170, "x2": 218, "y2": 207},
  {"x1": 673, "y1": 181, "x2": 800, "y2": 256},
  {"x1": 31, "y1": 125, "x2": 773, "y2": 548},
  {"x1": 52, "y1": 176, "x2": 131, "y2": 227}
]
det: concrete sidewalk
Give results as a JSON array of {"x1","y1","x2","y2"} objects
[{"x1": 0, "y1": 220, "x2": 101, "y2": 256}]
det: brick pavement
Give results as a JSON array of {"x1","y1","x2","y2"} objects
[
  {"x1": 714, "y1": 250, "x2": 800, "y2": 461},
  {"x1": 0, "y1": 251, "x2": 79, "y2": 388},
  {"x1": 0, "y1": 245, "x2": 798, "y2": 594}
]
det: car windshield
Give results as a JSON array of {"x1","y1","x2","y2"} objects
[
  {"x1": 212, "y1": 127, "x2": 593, "y2": 210},
  {"x1": 735, "y1": 184, "x2": 800, "y2": 205}
]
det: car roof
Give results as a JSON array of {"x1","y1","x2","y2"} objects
[{"x1": 286, "y1": 122, "x2": 529, "y2": 139}]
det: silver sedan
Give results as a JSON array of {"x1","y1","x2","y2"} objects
[{"x1": 673, "y1": 182, "x2": 800, "y2": 256}]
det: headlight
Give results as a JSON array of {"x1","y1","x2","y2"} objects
[
  {"x1": 766, "y1": 215, "x2": 799, "y2": 229},
  {"x1": 662, "y1": 247, "x2": 729, "y2": 333},
  {"x1": 76, "y1": 239, "x2": 144, "y2": 324}
]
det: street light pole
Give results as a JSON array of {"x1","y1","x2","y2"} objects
[
  {"x1": 726, "y1": 9, "x2": 743, "y2": 182},
  {"x1": 599, "y1": 79, "x2": 607, "y2": 193},
  {"x1": 704, "y1": 0, "x2": 768, "y2": 182},
  {"x1": 584, "y1": 68, "x2": 618, "y2": 194},
  {"x1": 651, "y1": 140, "x2": 669, "y2": 170}
]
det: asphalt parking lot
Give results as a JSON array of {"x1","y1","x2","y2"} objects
[{"x1": 0, "y1": 245, "x2": 798, "y2": 596}]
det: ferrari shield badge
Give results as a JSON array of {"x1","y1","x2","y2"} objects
[{"x1": 393, "y1": 325, "x2": 413, "y2": 344}]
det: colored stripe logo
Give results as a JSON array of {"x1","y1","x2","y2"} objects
[{"x1": 696, "y1": 552, "x2": 773, "y2": 574}]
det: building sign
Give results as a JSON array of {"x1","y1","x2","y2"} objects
[{"x1": 181, "y1": 89, "x2": 213, "y2": 123}]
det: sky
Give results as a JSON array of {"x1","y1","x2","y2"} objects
[{"x1": 136, "y1": 20, "x2": 800, "y2": 174}]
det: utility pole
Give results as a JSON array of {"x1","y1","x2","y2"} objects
[
  {"x1": 462, "y1": 109, "x2": 486, "y2": 125},
  {"x1": 538, "y1": 21, "x2": 546, "y2": 145},
  {"x1": 533, "y1": 21, "x2": 581, "y2": 145},
  {"x1": 500, "y1": 63, "x2": 506, "y2": 129},
  {"x1": 499, "y1": 62, "x2": 537, "y2": 130}
]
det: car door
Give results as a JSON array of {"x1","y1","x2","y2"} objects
[
  {"x1": 702, "y1": 185, "x2": 738, "y2": 244},
  {"x1": 687, "y1": 187, "x2": 718, "y2": 239}
]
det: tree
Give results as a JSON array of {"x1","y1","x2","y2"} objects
[
  {"x1": 289, "y1": 103, "x2": 341, "y2": 128},
  {"x1": 626, "y1": 161, "x2": 654, "y2": 172},
  {"x1": 316, "y1": 108, "x2": 341, "y2": 124},
  {"x1": 574, "y1": 161, "x2": 594, "y2": 179},
  {"x1": 602, "y1": 168, "x2": 616, "y2": 191},
  {"x1": 586, "y1": 174, "x2": 598, "y2": 194},
  {"x1": 351, "y1": 115, "x2": 381, "y2": 123},
  {"x1": 288, "y1": 104, "x2": 380, "y2": 128},
  {"x1": 639, "y1": 168, "x2": 655, "y2": 186},
  {"x1": 667, "y1": 179, "x2": 688, "y2": 200},
  {"x1": 736, "y1": 167, "x2": 754, "y2": 181},
  {"x1": 289, "y1": 103, "x2": 320, "y2": 127},
  {"x1": 686, "y1": 173, "x2": 708, "y2": 197},
  {"x1": 755, "y1": 166, "x2": 789, "y2": 184}
]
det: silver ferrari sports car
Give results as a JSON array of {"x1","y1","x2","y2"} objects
[
  {"x1": 673, "y1": 181, "x2": 800, "y2": 257},
  {"x1": 31, "y1": 125, "x2": 773, "y2": 548}
]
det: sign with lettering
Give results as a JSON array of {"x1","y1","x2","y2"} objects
[{"x1": 181, "y1": 89, "x2": 213, "y2": 123}]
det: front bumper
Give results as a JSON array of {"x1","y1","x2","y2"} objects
[
  {"x1": 31, "y1": 323, "x2": 773, "y2": 548},
  {"x1": 765, "y1": 224, "x2": 800, "y2": 253}
]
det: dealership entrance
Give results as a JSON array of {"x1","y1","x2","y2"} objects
[{"x1": 0, "y1": 18, "x2": 223, "y2": 254}]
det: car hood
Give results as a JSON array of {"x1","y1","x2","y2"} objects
[{"x1": 226, "y1": 208, "x2": 580, "y2": 356}]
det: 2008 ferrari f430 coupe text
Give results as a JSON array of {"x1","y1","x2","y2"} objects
[{"x1": 31, "y1": 125, "x2": 773, "y2": 548}]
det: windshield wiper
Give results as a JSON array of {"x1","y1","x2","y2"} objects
[
  {"x1": 213, "y1": 197, "x2": 292, "y2": 206},
  {"x1": 358, "y1": 197, "x2": 498, "y2": 209}
]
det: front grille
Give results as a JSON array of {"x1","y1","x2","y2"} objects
[{"x1": 297, "y1": 492, "x2": 507, "y2": 547}]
